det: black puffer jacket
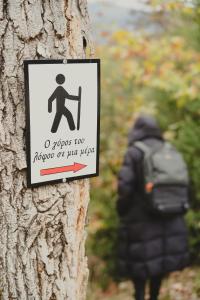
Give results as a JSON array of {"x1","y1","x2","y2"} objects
[{"x1": 117, "y1": 116, "x2": 189, "y2": 280}]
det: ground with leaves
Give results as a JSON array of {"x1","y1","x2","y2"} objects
[{"x1": 87, "y1": 268, "x2": 200, "y2": 300}]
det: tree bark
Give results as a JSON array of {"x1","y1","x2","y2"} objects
[{"x1": 0, "y1": 1, "x2": 93, "y2": 299}]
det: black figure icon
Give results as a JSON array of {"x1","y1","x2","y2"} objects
[{"x1": 48, "y1": 74, "x2": 82, "y2": 133}]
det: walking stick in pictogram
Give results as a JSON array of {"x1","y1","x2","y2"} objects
[
  {"x1": 48, "y1": 74, "x2": 82, "y2": 132},
  {"x1": 77, "y1": 86, "x2": 82, "y2": 130}
]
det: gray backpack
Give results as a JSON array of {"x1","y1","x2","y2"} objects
[{"x1": 135, "y1": 141, "x2": 190, "y2": 216}]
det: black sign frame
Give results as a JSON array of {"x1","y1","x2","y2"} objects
[{"x1": 24, "y1": 59, "x2": 100, "y2": 188}]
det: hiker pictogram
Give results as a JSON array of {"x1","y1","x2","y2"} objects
[{"x1": 48, "y1": 74, "x2": 82, "y2": 133}]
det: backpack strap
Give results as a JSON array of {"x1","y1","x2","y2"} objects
[
  {"x1": 134, "y1": 141, "x2": 153, "y2": 185},
  {"x1": 134, "y1": 141, "x2": 164, "y2": 186},
  {"x1": 134, "y1": 141, "x2": 151, "y2": 156}
]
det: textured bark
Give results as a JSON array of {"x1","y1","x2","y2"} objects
[{"x1": 0, "y1": 1, "x2": 93, "y2": 299}]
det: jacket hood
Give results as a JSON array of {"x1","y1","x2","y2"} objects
[{"x1": 128, "y1": 115, "x2": 163, "y2": 144}]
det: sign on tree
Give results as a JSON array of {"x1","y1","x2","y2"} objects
[{"x1": 24, "y1": 59, "x2": 100, "y2": 187}]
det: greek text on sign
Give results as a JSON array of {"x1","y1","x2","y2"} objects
[{"x1": 24, "y1": 59, "x2": 100, "y2": 187}]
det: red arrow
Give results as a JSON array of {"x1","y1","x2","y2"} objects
[{"x1": 40, "y1": 162, "x2": 87, "y2": 176}]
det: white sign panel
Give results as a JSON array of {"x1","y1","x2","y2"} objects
[{"x1": 24, "y1": 59, "x2": 100, "y2": 187}]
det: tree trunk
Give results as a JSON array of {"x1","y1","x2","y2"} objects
[{"x1": 0, "y1": 1, "x2": 93, "y2": 299}]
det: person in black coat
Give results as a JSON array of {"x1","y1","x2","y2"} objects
[{"x1": 116, "y1": 115, "x2": 189, "y2": 300}]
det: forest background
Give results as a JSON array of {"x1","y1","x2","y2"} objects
[{"x1": 86, "y1": 1, "x2": 200, "y2": 299}]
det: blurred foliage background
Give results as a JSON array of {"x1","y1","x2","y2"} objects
[{"x1": 87, "y1": 0, "x2": 200, "y2": 297}]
